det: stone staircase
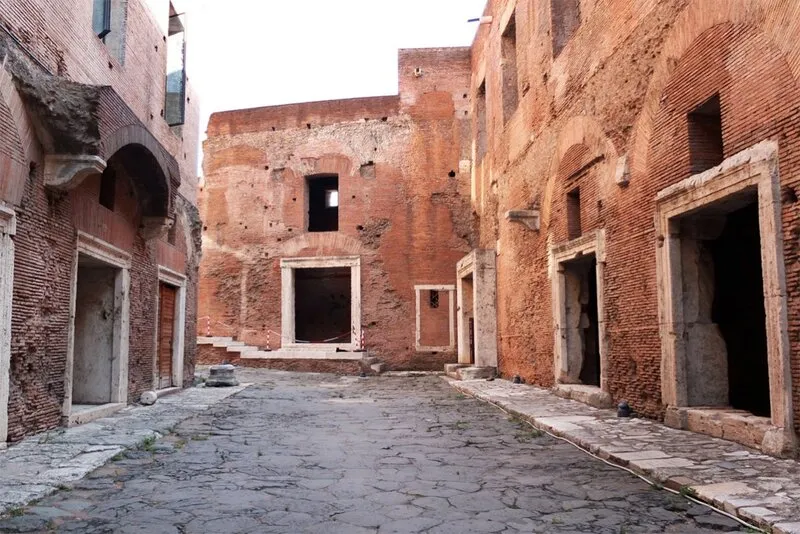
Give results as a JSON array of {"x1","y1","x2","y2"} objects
[{"x1": 197, "y1": 336, "x2": 387, "y2": 374}]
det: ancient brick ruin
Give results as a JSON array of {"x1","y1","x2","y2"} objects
[
  {"x1": 202, "y1": 0, "x2": 800, "y2": 457},
  {"x1": 0, "y1": 0, "x2": 201, "y2": 445}
]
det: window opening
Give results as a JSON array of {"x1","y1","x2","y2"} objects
[
  {"x1": 501, "y1": 13, "x2": 519, "y2": 124},
  {"x1": 165, "y1": 8, "x2": 187, "y2": 127},
  {"x1": 567, "y1": 186, "x2": 581, "y2": 240},
  {"x1": 688, "y1": 94, "x2": 723, "y2": 175},
  {"x1": 476, "y1": 80, "x2": 487, "y2": 163},
  {"x1": 551, "y1": 0, "x2": 580, "y2": 58},
  {"x1": 93, "y1": 0, "x2": 112, "y2": 38},
  {"x1": 429, "y1": 290, "x2": 440, "y2": 309},
  {"x1": 308, "y1": 175, "x2": 339, "y2": 232},
  {"x1": 99, "y1": 169, "x2": 116, "y2": 211}
]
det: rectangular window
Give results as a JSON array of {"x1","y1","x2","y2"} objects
[
  {"x1": 93, "y1": 0, "x2": 112, "y2": 38},
  {"x1": 165, "y1": 9, "x2": 187, "y2": 127},
  {"x1": 308, "y1": 175, "x2": 339, "y2": 232},
  {"x1": 99, "y1": 170, "x2": 116, "y2": 211},
  {"x1": 551, "y1": 0, "x2": 580, "y2": 58},
  {"x1": 501, "y1": 13, "x2": 519, "y2": 124},
  {"x1": 567, "y1": 186, "x2": 581, "y2": 240},
  {"x1": 476, "y1": 80, "x2": 487, "y2": 163},
  {"x1": 688, "y1": 94, "x2": 724, "y2": 175},
  {"x1": 429, "y1": 290, "x2": 440, "y2": 309}
]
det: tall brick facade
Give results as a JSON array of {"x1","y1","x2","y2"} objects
[
  {"x1": 0, "y1": 0, "x2": 200, "y2": 444},
  {"x1": 201, "y1": 48, "x2": 474, "y2": 371},
  {"x1": 201, "y1": 0, "x2": 800, "y2": 455}
]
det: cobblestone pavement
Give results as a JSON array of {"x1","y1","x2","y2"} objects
[
  {"x1": 0, "y1": 370, "x2": 749, "y2": 533},
  {"x1": 0, "y1": 384, "x2": 247, "y2": 516},
  {"x1": 448, "y1": 378, "x2": 800, "y2": 534}
]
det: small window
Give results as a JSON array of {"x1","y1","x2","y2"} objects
[
  {"x1": 167, "y1": 220, "x2": 177, "y2": 245},
  {"x1": 551, "y1": 0, "x2": 580, "y2": 58},
  {"x1": 688, "y1": 94, "x2": 724, "y2": 175},
  {"x1": 476, "y1": 80, "x2": 487, "y2": 163},
  {"x1": 429, "y1": 290, "x2": 440, "y2": 309},
  {"x1": 308, "y1": 175, "x2": 339, "y2": 232},
  {"x1": 567, "y1": 186, "x2": 581, "y2": 240},
  {"x1": 93, "y1": 0, "x2": 112, "y2": 38},
  {"x1": 165, "y1": 8, "x2": 187, "y2": 127},
  {"x1": 501, "y1": 13, "x2": 519, "y2": 124},
  {"x1": 94, "y1": 0, "x2": 128, "y2": 63},
  {"x1": 99, "y1": 169, "x2": 116, "y2": 211}
]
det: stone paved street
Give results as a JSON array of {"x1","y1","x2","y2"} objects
[{"x1": 0, "y1": 370, "x2": 748, "y2": 533}]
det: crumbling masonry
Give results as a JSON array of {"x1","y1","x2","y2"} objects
[
  {"x1": 0, "y1": 0, "x2": 201, "y2": 445},
  {"x1": 200, "y1": 0, "x2": 800, "y2": 457}
]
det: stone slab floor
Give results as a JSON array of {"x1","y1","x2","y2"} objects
[{"x1": 0, "y1": 369, "x2": 748, "y2": 533}]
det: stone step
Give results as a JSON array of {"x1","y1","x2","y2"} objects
[
  {"x1": 214, "y1": 340, "x2": 245, "y2": 348},
  {"x1": 444, "y1": 363, "x2": 469, "y2": 380},
  {"x1": 226, "y1": 345, "x2": 259, "y2": 353},
  {"x1": 370, "y1": 362, "x2": 386, "y2": 374},
  {"x1": 361, "y1": 356, "x2": 380, "y2": 366},
  {"x1": 458, "y1": 366, "x2": 497, "y2": 381},
  {"x1": 198, "y1": 336, "x2": 234, "y2": 345}
]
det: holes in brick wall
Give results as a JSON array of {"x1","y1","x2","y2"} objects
[
  {"x1": 448, "y1": 170, "x2": 456, "y2": 178},
  {"x1": 476, "y1": 80, "x2": 488, "y2": 163},
  {"x1": 551, "y1": 0, "x2": 581, "y2": 58},
  {"x1": 501, "y1": 13, "x2": 519, "y2": 124},
  {"x1": 782, "y1": 186, "x2": 798, "y2": 205},
  {"x1": 307, "y1": 123, "x2": 312, "y2": 129},
  {"x1": 360, "y1": 161, "x2": 376, "y2": 179},
  {"x1": 356, "y1": 225, "x2": 364, "y2": 231},
  {"x1": 567, "y1": 186, "x2": 582, "y2": 240},
  {"x1": 688, "y1": 94, "x2": 724, "y2": 175}
]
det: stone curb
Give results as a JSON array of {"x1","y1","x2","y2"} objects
[
  {"x1": 445, "y1": 377, "x2": 799, "y2": 534},
  {"x1": 0, "y1": 384, "x2": 250, "y2": 517}
]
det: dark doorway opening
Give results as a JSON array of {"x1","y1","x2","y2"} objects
[
  {"x1": 307, "y1": 175, "x2": 339, "y2": 232},
  {"x1": 710, "y1": 201, "x2": 770, "y2": 416},
  {"x1": 564, "y1": 256, "x2": 600, "y2": 387},
  {"x1": 294, "y1": 267, "x2": 351, "y2": 344}
]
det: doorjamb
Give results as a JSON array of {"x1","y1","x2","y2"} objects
[
  {"x1": 0, "y1": 205, "x2": 16, "y2": 447},
  {"x1": 156, "y1": 266, "x2": 186, "y2": 390}
]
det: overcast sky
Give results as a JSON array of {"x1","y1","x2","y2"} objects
[{"x1": 185, "y1": 0, "x2": 486, "y2": 135}]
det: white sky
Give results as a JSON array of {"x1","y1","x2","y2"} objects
[{"x1": 184, "y1": 0, "x2": 487, "y2": 135}]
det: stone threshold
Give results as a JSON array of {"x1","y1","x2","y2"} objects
[
  {"x1": 0, "y1": 384, "x2": 248, "y2": 516},
  {"x1": 445, "y1": 377, "x2": 800, "y2": 534}
]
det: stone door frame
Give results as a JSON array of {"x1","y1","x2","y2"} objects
[
  {"x1": 456, "y1": 250, "x2": 498, "y2": 367},
  {"x1": 655, "y1": 140, "x2": 794, "y2": 452},
  {"x1": 280, "y1": 256, "x2": 362, "y2": 352},
  {"x1": 0, "y1": 205, "x2": 16, "y2": 448},
  {"x1": 155, "y1": 266, "x2": 186, "y2": 391},
  {"x1": 414, "y1": 284, "x2": 456, "y2": 352},
  {"x1": 549, "y1": 229, "x2": 608, "y2": 392},
  {"x1": 62, "y1": 232, "x2": 131, "y2": 425}
]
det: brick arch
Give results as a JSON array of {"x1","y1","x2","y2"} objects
[
  {"x1": 0, "y1": 66, "x2": 37, "y2": 206},
  {"x1": 101, "y1": 124, "x2": 176, "y2": 214},
  {"x1": 541, "y1": 115, "x2": 618, "y2": 229},
  {"x1": 297, "y1": 153, "x2": 356, "y2": 179},
  {"x1": 629, "y1": 0, "x2": 800, "y2": 180}
]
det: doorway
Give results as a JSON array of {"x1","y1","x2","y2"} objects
[
  {"x1": 678, "y1": 196, "x2": 769, "y2": 416},
  {"x1": 562, "y1": 256, "x2": 600, "y2": 387},
  {"x1": 72, "y1": 255, "x2": 120, "y2": 407},
  {"x1": 157, "y1": 283, "x2": 177, "y2": 389},
  {"x1": 294, "y1": 267, "x2": 352, "y2": 344}
]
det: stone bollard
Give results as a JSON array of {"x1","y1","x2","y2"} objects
[
  {"x1": 140, "y1": 391, "x2": 157, "y2": 405},
  {"x1": 205, "y1": 364, "x2": 239, "y2": 387}
]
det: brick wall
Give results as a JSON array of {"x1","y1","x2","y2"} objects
[
  {"x1": 470, "y1": 0, "x2": 800, "y2": 434},
  {"x1": 1, "y1": 0, "x2": 200, "y2": 441},
  {"x1": 200, "y1": 48, "x2": 474, "y2": 371}
]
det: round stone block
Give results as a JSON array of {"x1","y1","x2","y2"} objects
[{"x1": 140, "y1": 391, "x2": 158, "y2": 405}]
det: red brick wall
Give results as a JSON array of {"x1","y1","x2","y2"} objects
[
  {"x1": 1, "y1": 0, "x2": 200, "y2": 441},
  {"x1": 471, "y1": 0, "x2": 800, "y2": 434},
  {"x1": 200, "y1": 48, "x2": 474, "y2": 371}
]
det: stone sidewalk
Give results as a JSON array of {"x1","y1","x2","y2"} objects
[
  {"x1": 0, "y1": 384, "x2": 247, "y2": 516},
  {"x1": 446, "y1": 377, "x2": 800, "y2": 534}
]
